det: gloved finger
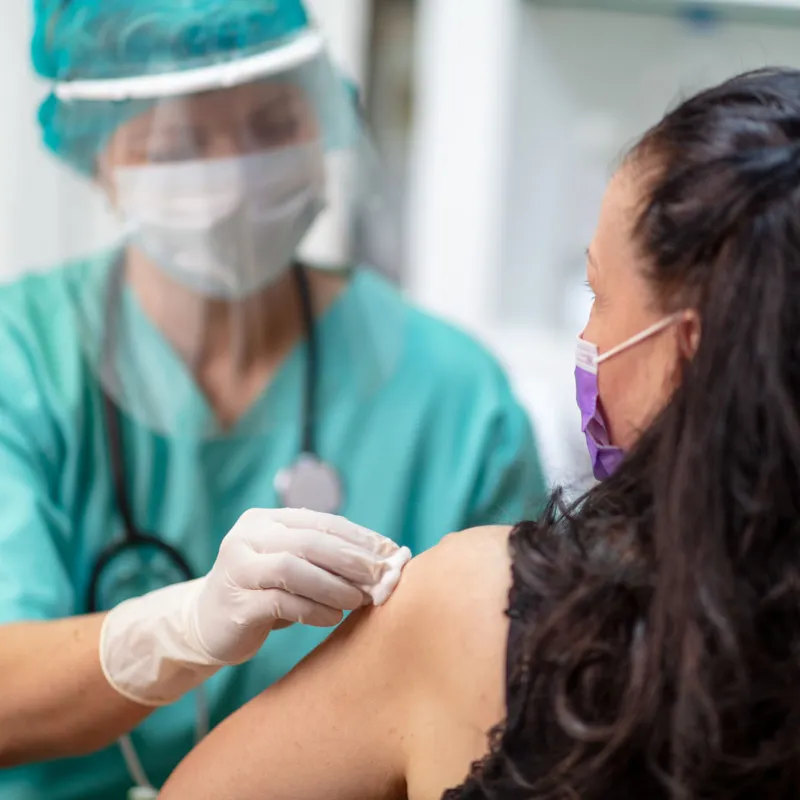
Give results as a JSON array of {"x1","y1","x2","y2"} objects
[
  {"x1": 245, "y1": 526, "x2": 386, "y2": 586},
  {"x1": 255, "y1": 590, "x2": 345, "y2": 628},
  {"x1": 251, "y1": 508, "x2": 399, "y2": 557},
  {"x1": 240, "y1": 552, "x2": 366, "y2": 611}
]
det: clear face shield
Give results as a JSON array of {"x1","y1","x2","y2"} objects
[{"x1": 46, "y1": 30, "x2": 403, "y2": 440}]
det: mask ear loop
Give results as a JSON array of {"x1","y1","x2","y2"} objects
[{"x1": 596, "y1": 313, "x2": 685, "y2": 365}]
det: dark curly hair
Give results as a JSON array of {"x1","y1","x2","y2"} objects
[{"x1": 449, "y1": 68, "x2": 800, "y2": 799}]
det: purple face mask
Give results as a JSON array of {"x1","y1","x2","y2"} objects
[{"x1": 575, "y1": 315, "x2": 682, "y2": 481}]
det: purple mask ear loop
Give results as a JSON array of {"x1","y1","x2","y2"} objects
[
  {"x1": 576, "y1": 312, "x2": 686, "y2": 481},
  {"x1": 595, "y1": 313, "x2": 686, "y2": 366}
]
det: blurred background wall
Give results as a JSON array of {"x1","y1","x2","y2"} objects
[{"x1": 3, "y1": 0, "x2": 800, "y2": 484}]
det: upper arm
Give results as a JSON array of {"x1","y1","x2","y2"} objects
[
  {"x1": 0, "y1": 319, "x2": 72, "y2": 623},
  {"x1": 161, "y1": 526, "x2": 513, "y2": 800}
]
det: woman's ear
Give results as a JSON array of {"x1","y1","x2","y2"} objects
[{"x1": 677, "y1": 309, "x2": 701, "y2": 359}]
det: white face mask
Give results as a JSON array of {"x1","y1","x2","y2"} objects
[{"x1": 114, "y1": 143, "x2": 326, "y2": 299}]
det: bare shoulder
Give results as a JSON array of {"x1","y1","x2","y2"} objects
[
  {"x1": 327, "y1": 524, "x2": 514, "y2": 700},
  {"x1": 390, "y1": 525, "x2": 513, "y2": 620},
  {"x1": 372, "y1": 525, "x2": 514, "y2": 715}
]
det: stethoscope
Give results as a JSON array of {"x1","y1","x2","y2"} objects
[{"x1": 92, "y1": 259, "x2": 344, "y2": 798}]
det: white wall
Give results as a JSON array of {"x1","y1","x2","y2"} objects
[
  {"x1": 0, "y1": 4, "x2": 115, "y2": 275},
  {"x1": 408, "y1": 1, "x2": 800, "y2": 484},
  {"x1": 502, "y1": 5, "x2": 800, "y2": 332}
]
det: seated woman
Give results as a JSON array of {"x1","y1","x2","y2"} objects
[{"x1": 161, "y1": 66, "x2": 800, "y2": 799}]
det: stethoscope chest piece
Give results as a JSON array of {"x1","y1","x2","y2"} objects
[
  {"x1": 274, "y1": 452, "x2": 343, "y2": 514},
  {"x1": 127, "y1": 786, "x2": 158, "y2": 799}
]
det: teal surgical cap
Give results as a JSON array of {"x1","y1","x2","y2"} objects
[{"x1": 32, "y1": 0, "x2": 355, "y2": 175}]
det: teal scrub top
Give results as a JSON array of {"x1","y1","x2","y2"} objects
[{"x1": 0, "y1": 256, "x2": 547, "y2": 799}]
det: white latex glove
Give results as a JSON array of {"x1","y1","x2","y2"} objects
[{"x1": 100, "y1": 508, "x2": 411, "y2": 706}]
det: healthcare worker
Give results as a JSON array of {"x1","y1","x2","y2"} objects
[{"x1": 0, "y1": 1, "x2": 547, "y2": 798}]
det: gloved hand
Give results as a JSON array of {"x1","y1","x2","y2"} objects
[{"x1": 99, "y1": 508, "x2": 411, "y2": 706}]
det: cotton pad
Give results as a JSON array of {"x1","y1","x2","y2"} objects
[{"x1": 361, "y1": 546, "x2": 412, "y2": 606}]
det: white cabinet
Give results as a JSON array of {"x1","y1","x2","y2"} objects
[{"x1": 533, "y1": 0, "x2": 800, "y2": 24}]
